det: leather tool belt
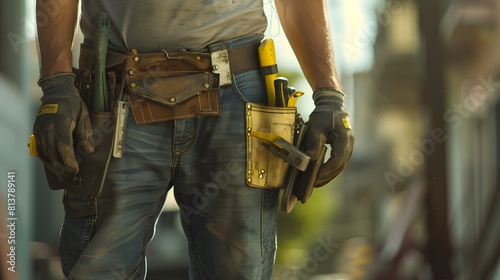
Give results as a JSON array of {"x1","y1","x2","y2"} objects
[{"x1": 78, "y1": 41, "x2": 260, "y2": 124}]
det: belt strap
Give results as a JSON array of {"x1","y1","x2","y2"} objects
[{"x1": 79, "y1": 40, "x2": 260, "y2": 79}]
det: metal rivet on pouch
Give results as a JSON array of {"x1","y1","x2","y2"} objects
[
  {"x1": 259, "y1": 174, "x2": 264, "y2": 179},
  {"x1": 128, "y1": 69, "x2": 134, "y2": 75},
  {"x1": 247, "y1": 111, "x2": 251, "y2": 116},
  {"x1": 247, "y1": 178, "x2": 252, "y2": 183},
  {"x1": 246, "y1": 104, "x2": 252, "y2": 109},
  {"x1": 212, "y1": 65, "x2": 219, "y2": 71},
  {"x1": 260, "y1": 169, "x2": 266, "y2": 174},
  {"x1": 84, "y1": 84, "x2": 90, "y2": 89},
  {"x1": 247, "y1": 127, "x2": 252, "y2": 132},
  {"x1": 169, "y1": 97, "x2": 176, "y2": 103},
  {"x1": 247, "y1": 169, "x2": 252, "y2": 175},
  {"x1": 131, "y1": 48, "x2": 138, "y2": 54},
  {"x1": 130, "y1": 82, "x2": 137, "y2": 88},
  {"x1": 203, "y1": 82, "x2": 210, "y2": 89},
  {"x1": 133, "y1": 56, "x2": 139, "y2": 62},
  {"x1": 196, "y1": 56, "x2": 201, "y2": 61}
]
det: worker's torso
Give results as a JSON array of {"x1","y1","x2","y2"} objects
[{"x1": 80, "y1": 0, "x2": 268, "y2": 52}]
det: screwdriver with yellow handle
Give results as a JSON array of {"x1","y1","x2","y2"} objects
[
  {"x1": 273, "y1": 77, "x2": 304, "y2": 108},
  {"x1": 258, "y1": 38, "x2": 278, "y2": 107}
]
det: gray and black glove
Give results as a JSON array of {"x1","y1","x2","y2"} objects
[
  {"x1": 305, "y1": 88, "x2": 354, "y2": 187},
  {"x1": 33, "y1": 73, "x2": 94, "y2": 178}
]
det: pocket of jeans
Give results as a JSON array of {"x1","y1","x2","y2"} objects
[
  {"x1": 245, "y1": 103, "x2": 296, "y2": 189},
  {"x1": 232, "y1": 70, "x2": 267, "y2": 105}
]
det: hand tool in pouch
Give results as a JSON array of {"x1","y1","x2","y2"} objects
[
  {"x1": 273, "y1": 78, "x2": 327, "y2": 213},
  {"x1": 258, "y1": 39, "x2": 278, "y2": 106},
  {"x1": 92, "y1": 11, "x2": 110, "y2": 112}
]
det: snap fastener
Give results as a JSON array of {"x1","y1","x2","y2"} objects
[
  {"x1": 133, "y1": 56, "x2": 139, "y2": 62},
  {"x1": 212, "y1": 65, "x2": 219, "y2": 71},
  {"x1": 130, "y1": 82, "x2": 137, "y2": 88},
  {"x1": 128, "y1": 69, "x2": 134, "y2": 75},
  {"x1": 203, "y1": 82, "x2": 210, "y2": 89},
  {"x1": 169, "y1": 97, "x2": 176, "y2": 103},
  {"x1": 195, "y1": 56, "x2": 201, "y2": 61}
]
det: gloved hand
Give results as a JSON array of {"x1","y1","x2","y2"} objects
[
  {"x1": 33, "y1": 73, "x2": 94, "y2": 178},
  {"x1": 305, "y1": 88, "x2": 354, "y2": 188}
]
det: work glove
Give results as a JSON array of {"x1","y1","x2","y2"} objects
[
  {"x1": 305, "y1": 88, "x2": 354, "y2": 187},
  {"x1": 33, "y1": 73, "x2": 94, "y2": 179}
]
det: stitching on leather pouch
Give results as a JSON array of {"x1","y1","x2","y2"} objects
[
  {"x1": 139, "y1": 103, "x2": 146, "y2": 123},
  {"x1": 146, "y1": 100, "x2": 154, "y2": 122}
]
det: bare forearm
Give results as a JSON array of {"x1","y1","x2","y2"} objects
[
  {"x1": 275, "y1": 0, "x2": 341, "y2": 91},
  {"x1": 36, "y1": 0, "x2": 79, "y2": 77}
]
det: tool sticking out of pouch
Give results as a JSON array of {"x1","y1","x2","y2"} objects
[{"x1": 270, "y1": 77, "x2": 328, "y2": 213}]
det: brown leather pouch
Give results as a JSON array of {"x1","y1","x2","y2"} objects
[
  {"x1": 118, "y1": 47, "x2": 222, "y2": 124},
  {"x1": 126, "y1": 71, "x2": 221, "y2": 124}
]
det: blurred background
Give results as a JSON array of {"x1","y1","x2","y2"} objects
[{"x1": 1, "y1": 0, "x2": 499, "y2": 279}]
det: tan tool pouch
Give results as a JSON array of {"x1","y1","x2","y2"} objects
[{"x1": 245, "y1": 103, "x2": 296, "y2": 189}]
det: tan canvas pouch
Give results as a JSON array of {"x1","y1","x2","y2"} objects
[{"x1": 245, "y1": 103, "x2": 296, "y2": 189}]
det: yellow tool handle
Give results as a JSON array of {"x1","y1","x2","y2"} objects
[
  {"x1": 28, "y1": 135, "x2": 38, "y2": 156},
  {"x1": 258, "y1": 39, "x2": 278, "y2": 107},
  {"x1": 287, "y1": 90, "x2": 304, "y2": 108}
]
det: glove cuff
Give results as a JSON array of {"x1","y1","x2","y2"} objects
[
  {"x1": 314, "y1": 87, "x2": 344, "y2": 96},
  {"x1": 312, "y1": 88, "x2": 345, "y2": 109},
  {"x1": 38, "y1": 72, "x2": 76, "y2": 90}
]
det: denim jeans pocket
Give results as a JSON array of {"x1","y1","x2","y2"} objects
[{"x1": 231, "y1": 70, "x2": 268, "y2": 105}]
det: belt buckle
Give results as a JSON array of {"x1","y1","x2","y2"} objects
[{"x1": 210, "y1": 48, "x2": 231, "y2": 87}]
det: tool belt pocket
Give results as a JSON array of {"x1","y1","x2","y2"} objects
[
  {"x1": 43, "y1": 110, "x2": 115, "y2": 199},
  {"x1": 245, "y1": 103, "x2": 296, "y2": 189},
  {"x1": 126, "y1": 72, "x2": 222, "y2": 124},
  {"x1": 43, "y1": 68, "x2": 117, "y2": 200},
  {"x1": 65, "y1": 110, "x2": 115, "y2": 199}
]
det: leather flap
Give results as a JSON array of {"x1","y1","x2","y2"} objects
[{"x1": 126, "y1": 72, "x2": 216, "y2": 106}]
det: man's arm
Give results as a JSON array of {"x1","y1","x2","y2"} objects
[
  {"x1": 274, "y1": 0, "x2": 340, "y2": 91},
  {"x1": 36, "y1": 0, "x2": 79, "y2": 76},
  {"x1": 275, "y1": 0, "x2": 354, "y2": 188},
  {"x1": 34, "y1": 0, "x2": 94, "y2": 178}
]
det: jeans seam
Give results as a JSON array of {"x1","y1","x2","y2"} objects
[
  {"x1": 132, "y1": 191, "x2": 169, "y2": 279},
  {"x1": 260, "y1": 191, "x2": 266, "y2": 279},
  {"x1": 61, "y1": 216, "x2": 97, "y2": 278},
  {"x1": 173, "y1": 119, "x2": 198, "y2": 160},
  {"x1": 180, "y1": 203, "x2": 210, "y2": 280}
]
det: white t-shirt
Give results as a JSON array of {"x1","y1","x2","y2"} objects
[{"x1": 80, "y1": 0, "x2": 268, "y2": 52}]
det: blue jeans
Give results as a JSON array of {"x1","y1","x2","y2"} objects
[{"x1": 59, "y1": 36, "x2": 280, "y2": 280}]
